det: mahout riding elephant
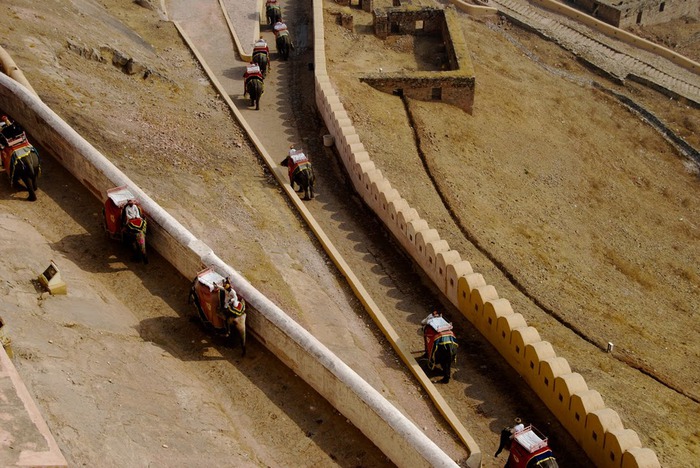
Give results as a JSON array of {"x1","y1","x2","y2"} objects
[
  {"x1": 189, "y1": 273, "x2": 247, "y2": 356},
  {"x1": 281, "y1": 149, "x2": 315, "y2": 200},
  {"x1": 276, "y1": 33, "x2": 292, "y2": 61},
  {"x1": 421, "y1": 311, "x2": 458, "y2": 383},
  {"x1": 7, "y1": 145, "x2": 40, "y2": 201},
  {"x1": 103, "y1": 188, "x2": 149, "y2": 264},
  {"x1": 427, "y1": 333, "x2": 457, "y2": 383},
  {"x1": 245, "y1": 77, "x2": 264, "y2": 110}
]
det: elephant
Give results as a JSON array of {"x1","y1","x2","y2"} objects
[
  {"x1": 122, "y1": 217, "x2": 148, "y2": 264},
  {"x1": 245, "y1": 76, "x2": 264, "y2": 110},
  {"x1": 189, "y1": 276, "x2": 247, "y2": 356},
  {"x1": 276, "y1": 33, "x2": 292, "y2": 61},
  {"x1": 281, "y1": 152, "x2": 315, "y2": 200},
  {"x1": 266, "y1": 4, "x2": 281, "y2": 25},
  {"x1": 7, "y1": 145, "x2": 40, "y2": 201},
  {"x1": 423, "y1": 324, "x2": 458, "y2": 383},
  {"x1": 252, "y1": 51, "x2": 270, "y2": 77}
]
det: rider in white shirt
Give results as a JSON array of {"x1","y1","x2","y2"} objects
[{"x1": 123, "y1": 199, "x2": 142, "y2": 221}]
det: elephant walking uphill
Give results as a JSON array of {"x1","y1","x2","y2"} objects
[
  {"x1": 421, "y1": 311, "x2": 458, "y2": 383},
  {"x1": 273, "y1": 21, "x2": 293, "y2": 61},
  {"x1": 266, "y1": 1, "x2": 281, "y2": 25},
  {"x1": 5, "y1": 144, "x2": 40, "y2": 201},
  {"x1": 189, "y1": 269, "x2": 247, "y2": 356},
  {"x1": 1, "y1": 120, "x2": 41, "y2": 201},
  {"x1": 243, "y1": 63, "x2": 264, "y2": 110},
  {"x1": 281, "y1": 148, "x2": 315, "y2": 200},
  {"x1": 253, "y1": 52, "x2": 269, "y2": 77},
  {"x1": 252, "y1": 37, "x2": 270, "y2": 76}
]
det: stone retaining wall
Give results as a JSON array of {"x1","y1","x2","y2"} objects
[{"x1": 313, "y1": 0, "x2": 661, "y2": 465}]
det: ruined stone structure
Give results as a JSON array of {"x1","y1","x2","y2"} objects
[
  {"x1": 334, "y1": 0, "x2": 374, "y2": 13},
  {"x1": 570, "y1": 0, "x2": 698, "y2": 27},
  {"x1": 362, "y1": 6, "x2": 476, "y2": 113}
]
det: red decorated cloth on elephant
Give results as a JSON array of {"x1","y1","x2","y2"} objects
[
  {"x1": 125, "y1": 216, "x2": 146, "y2": 233},
  {"x1": 244, "y1": 64, "x2": 263, "y2": 88},
  {"x1": 286, "y1": 150, "x2": 310, "y2": 183},
  {"x1": 253, "y1": 40, "x2": 269, "y2": 56}
]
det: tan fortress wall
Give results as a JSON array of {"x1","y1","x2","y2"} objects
[
  {"x1": 0, "y1": 60, "x2": 460, "y2": 468},
  {"x1": 312, "y1": 0, "x2": 661, "y2": 466}
]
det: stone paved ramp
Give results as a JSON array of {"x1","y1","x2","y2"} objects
[
  {"x1": 0, "y1": 349, "x2": 66, "y2": 467},
  {"x1": 487, "y1": 0, "x2": 700, "y2": 105},
  {"x1": 221, "y1": 0, "x2": 260, "y2": 57}
]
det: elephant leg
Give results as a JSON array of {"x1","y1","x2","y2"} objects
[
  {"x1": 439, "y1": 348, "x2": 454, "y2": 383},
  {"x1": 229, "y1": 315, "x2": 246, "y2": 356},
  {"x1": 440, "y1": 358, "x2": 451, "y2": 383},
  {"x1": 304, "y1": 180, "x2": 311, "y2": 200},
  {"x1": 24, "y1": 177, "x2": 37, "y2": 201},
  {"x1": 140, "y1": 236, "x2": 148, "y2": 264},
  {"x1": 19, "y1": 167, "x2": 36, "y2": 201},
  {"x1": 131, "y1": 238, "x2": 140, "y2": 262}
]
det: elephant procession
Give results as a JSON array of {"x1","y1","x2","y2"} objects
[
  {"x1": 0, "y1": 0, "x2": 582, "y2": 461},
  {"x1": 243, "y1": 1, "x2": 294, "y2": 111}
]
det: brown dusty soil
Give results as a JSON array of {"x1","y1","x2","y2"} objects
[{"x1": 0, "y1": 0, "x2": 698, "y2": 467}]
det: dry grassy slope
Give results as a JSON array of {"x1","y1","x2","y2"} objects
[{"x1": 324, "y1": 1, "x2": 700, "y2": 465}]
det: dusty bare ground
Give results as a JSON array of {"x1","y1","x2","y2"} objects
[
  {"x1": 323, "y1": 0, "x2": 699, "y2": 465},
  {"x1": 0, "y1": 0, "x2": 698, "y2": 466}
]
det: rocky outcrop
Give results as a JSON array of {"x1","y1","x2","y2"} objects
[{"x1": 67, "y1": 39, "x2": 155, "y2": 78}]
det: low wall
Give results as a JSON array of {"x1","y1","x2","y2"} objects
[
  {"x1": 313, "y1": 0, "x2": 661, "y2": 466},
  {"x1": 0, "y1": 60, "x2": 458, "y2": 468},
  {"x1": 373, "y1": 6, "x2": 446, "y2": 39},
  {"x1": 0, "y1": 47, "x2": 37, "y2": 97},
  {"x1": 360, "y1": 71, "x2": 475, "y2": 113},
  {"x1": 362, "y1": 7, "x2": 476, "y2": 113}
]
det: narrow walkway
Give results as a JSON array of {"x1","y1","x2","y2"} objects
[{"x1": 488, "y1": 0, "x2": 700, "y2": 104}]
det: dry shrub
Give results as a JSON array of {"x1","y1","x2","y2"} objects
[
  {"x1": 603, "y1": 248, "x2": 656, "y2": 290},
  {"x1": 682, "y1": 115, "x2": 697, "y2": 134},
  {"x1": 514, "y1": 224, "x2": 534, "y2": 240},
  {"x1": 672, "y1": 263, "x2": 700, "y2": 286},
  {"x1": 597, "y1": 358, "x2": 614, "y2": 373}
]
